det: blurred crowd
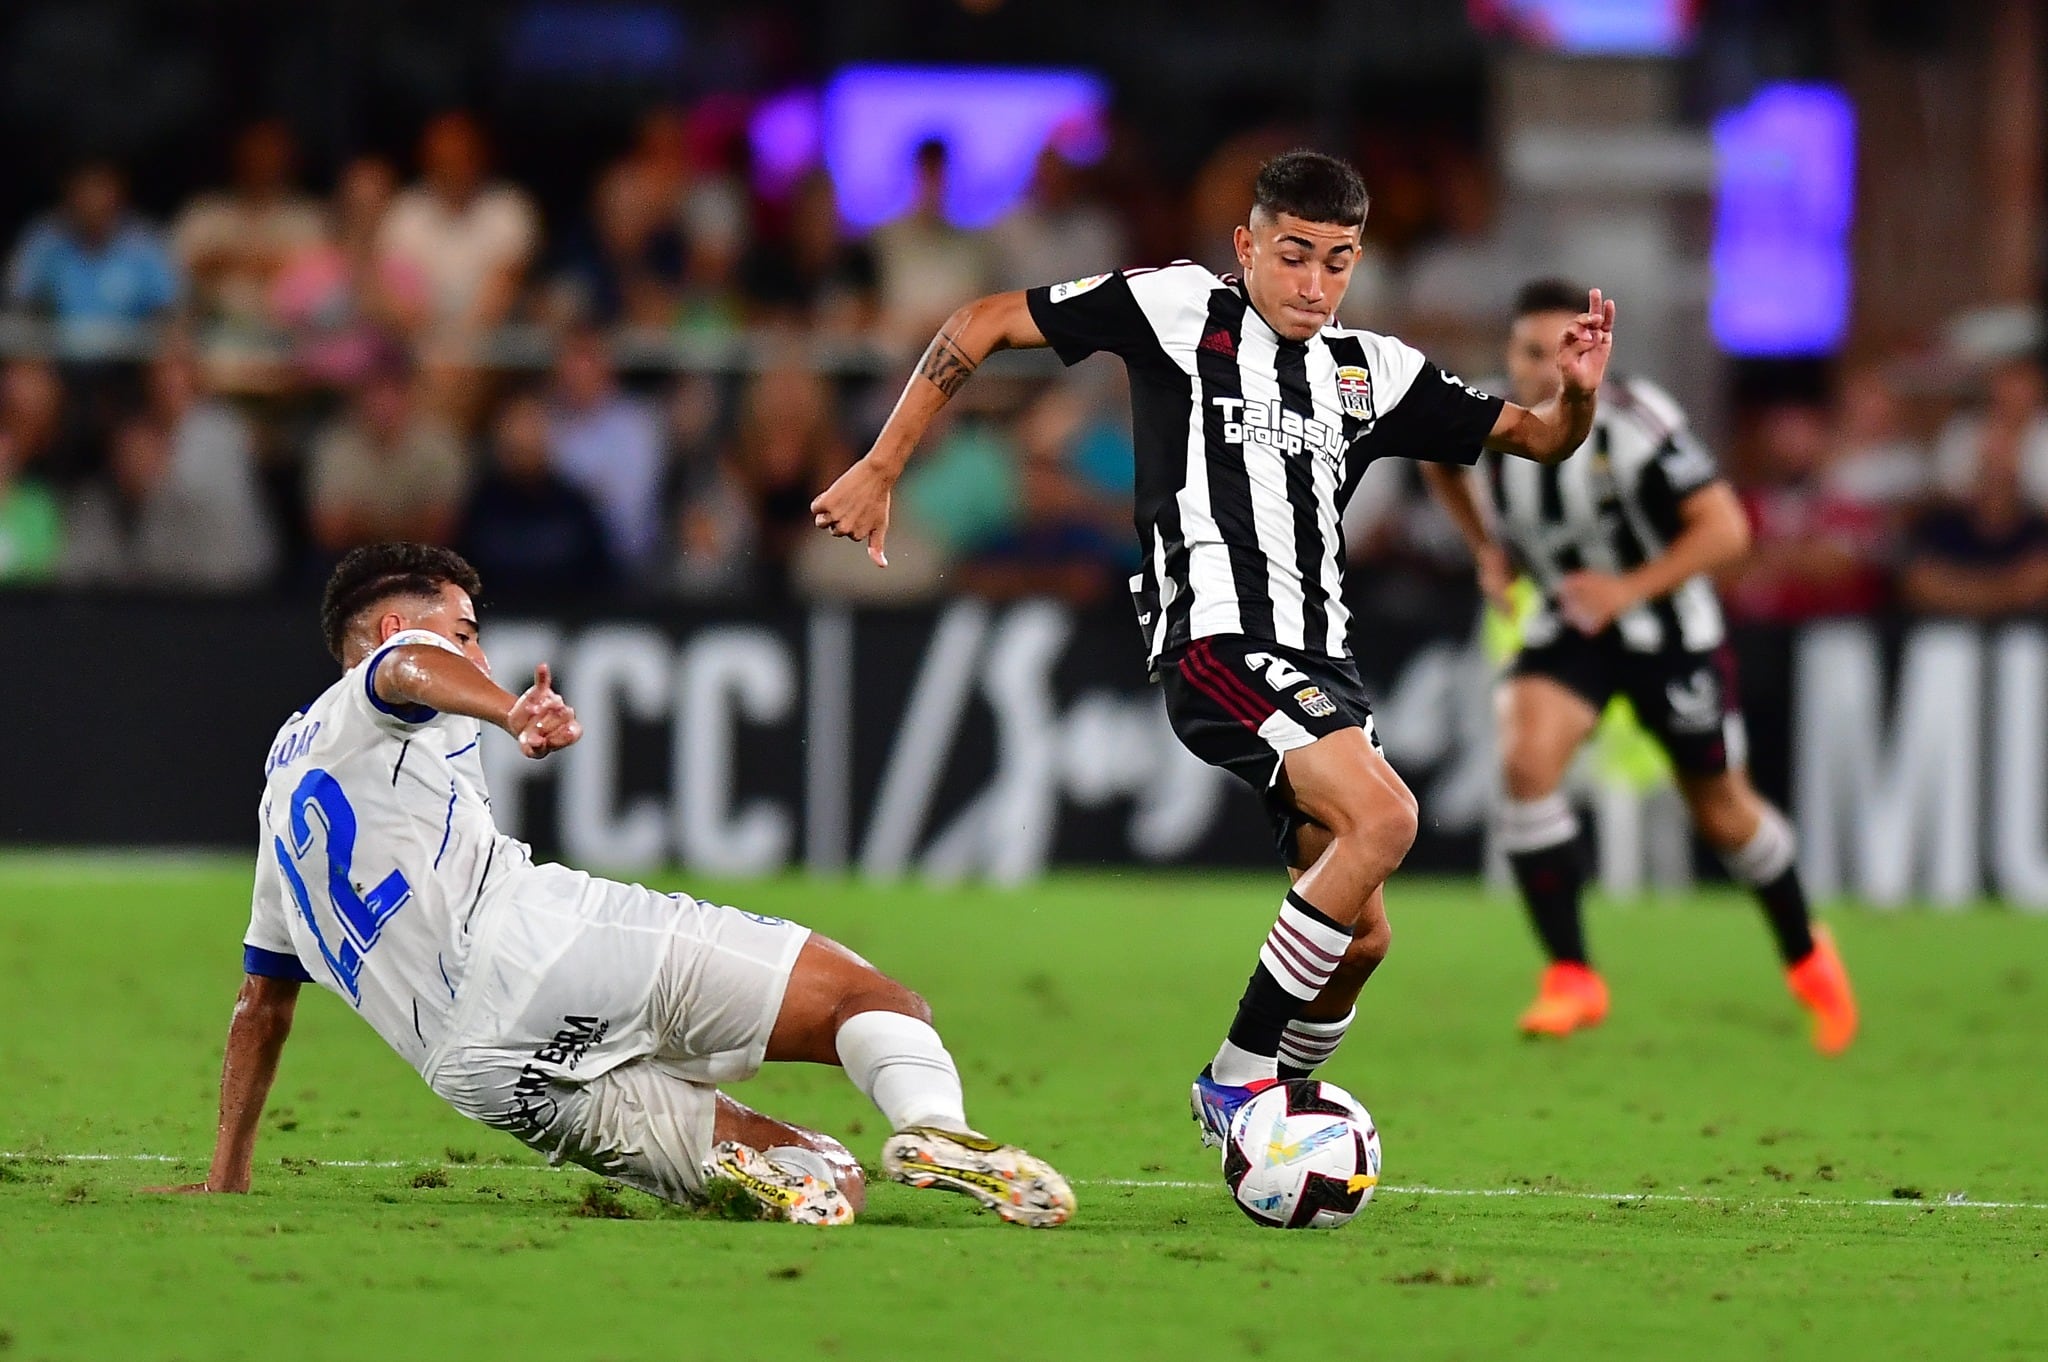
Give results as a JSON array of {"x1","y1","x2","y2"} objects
[
  {"x1": 0, "y1": 104, "x2": 2040, "y2": 622},
  {"x1": 1346, "y1": 348, "x2": 2048, "y2": 627}
]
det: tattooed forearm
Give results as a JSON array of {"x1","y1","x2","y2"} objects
[{"x1": 917, "y1": 329, "x2": 979, "y2": 398}]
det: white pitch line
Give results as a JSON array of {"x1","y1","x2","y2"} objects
[
  {"x1": 1089, "y1": 1177, "x2": 2048, "y2": 1210},
  {"x1": 9, "y1": 1153, "x2": 2046, "y2": 1211}
]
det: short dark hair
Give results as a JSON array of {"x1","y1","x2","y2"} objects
[
  {"x1": 1251, "y1": 151, "x2": 1369, "y2": 228},
  {"x1": 1513, "y1": 278, "x2": 1586, "y2": 319},
  {"x1": 320, "y1": 542, "x2": 483, "y2": 662}
]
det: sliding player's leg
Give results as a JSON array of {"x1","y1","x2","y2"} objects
[
  {"x1": 706, "y1": 1090, "x2": 866, "y2": 1218},
  {"x1": 764, "y1": 933, "x2": 1075, "y2": 1226},
  {"x1": 518, "y1": 1054, "x2": 861, "y2": 1224},
  {"x1": 511, "y1": 886, "x2": 1070, "y2": 1227},
  {"x1": 1496, "y1": 671, "x2": 1605, "y2": 1036}
]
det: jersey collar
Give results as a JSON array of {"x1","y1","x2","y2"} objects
[{"x1": 1228, "y1": 276, "x2": 1314, "y2": 351}]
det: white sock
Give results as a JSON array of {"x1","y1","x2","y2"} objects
[
  {"x1": 1210, "y1": 1039, "x2": 1274, "y2": 1087},
  {"x1": 1721, "y1": 807, "x2": 1796, "y2": 885},
  {"x1": 1498, "y1": 792, "x2": 1580, "y2": 854},
  {"x1": 835, "y1": 1010, "x2": 971, "y2": 1134},
  {"x1": 1278, "y1": 1008, "x2": 1354, "y2": 1076}
]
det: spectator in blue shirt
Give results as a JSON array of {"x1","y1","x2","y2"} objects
[
  {"x1": 8, "y1": 162, "x2": 181, "y2": 325},
  {"x1": 546, "y1": 327, "x2": 665, "y2": 580}
]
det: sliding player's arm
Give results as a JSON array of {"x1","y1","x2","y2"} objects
[
  {"x1": 1420, "y1": 464, "x2": 1515, "y2": 613},
  {"x1": 1486, "y1": 289, "x2": 1617, "y2": 465},
  {"x1": 1556, "y1": 481, "x2": 1751, "y2": 635},
  {"x1": 372, "y1": 647, "x2": 581, "y2": 758},
  {"x1": 811, "y1": 290, "x2": 1049, "y2": 566},
  {"x1": 147, "y1": 973, "x2": 300, "y2": 1193}
]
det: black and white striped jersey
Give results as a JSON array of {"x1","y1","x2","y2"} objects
[
  {"x1": 1483, "y1": 375, "x2": 1726, "y2": 655},
  {"x1": 1024, "y1": 262, "x2": 1502, "y2": 669}
]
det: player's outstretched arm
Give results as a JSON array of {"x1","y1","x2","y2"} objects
[
  {"x1": 1486, "y1": 288, "x2": 1616, "y2": 465},
  {"x1": 1557, "y1": 482, "x2": 1751, "y2": 633},
  {"x1": 375, "y1": 650, "x2": 582, "y2": 758},
  {"x1": 146, "y1": 974, "x2": 300, "y2": 1193},
  {"x1": 812, "y1": 290, "x2": 1049, "y2": 566},
  {"x1": 1420, "y1": 464, "x2": 1515, "y2": 613}
]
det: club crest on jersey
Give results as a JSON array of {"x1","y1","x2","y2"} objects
[
  {"x1": 1050, "y1": 273, "x2": 1112, "y2": 303},
  {"x1": 1295, "y1": 685, "x2": 1338, "y2": 718},
  {"x1": 1335, "y1": 365, "x2": 1375, "y2": 421}
]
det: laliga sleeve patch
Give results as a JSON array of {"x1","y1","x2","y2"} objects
[
  {"x1": 1435, "y1": 366, "x2": 1495, "y2": 402},
  {"x1": 1049, "y1": 273, "x2": 1112, "y2": 303}
]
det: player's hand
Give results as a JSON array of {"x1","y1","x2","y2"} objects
[
  {"x1": 506, "y1": 664, "x2": 582, "y2": 759},
  {"x1": 1475, "y1": 543, "x2": 1517, "y2": 616},
  {"x1": 811, "y1": 456, "x2": 895, "y2": 567},
  {"x1": 1558, "y1": 288, "x2": 1616, "y2": 398},
  {"x1": 1557, "y1": 570, "x2": 1638, "y2": 635}
]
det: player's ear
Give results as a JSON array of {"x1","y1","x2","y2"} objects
[
  {"x1": 1233, "y1": 223, "x2": 1254, "y2": 271},
  {"x1": 377, "y1": 611, "x2": 406, "y2": 644}
]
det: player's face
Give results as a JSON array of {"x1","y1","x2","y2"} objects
[
  {"x1": 398, "y1": 582, "x2": 491, "y2": 677},
  {"x1": 1507, "y1": 310, "x2": 1574, "y2": 409},
  {"x1": 1235, "y1": 211, "x2": 1361, "y2": 341}
]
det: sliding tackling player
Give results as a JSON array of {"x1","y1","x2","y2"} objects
[{"x1": 151, "y1": 543, "x2": 1073, "y2": 1225}]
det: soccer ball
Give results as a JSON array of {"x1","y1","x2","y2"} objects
[{"x1": 1222, "y1": 1079, "x2": 1381, "y2": 1229}]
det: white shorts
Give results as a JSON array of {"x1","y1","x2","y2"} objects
[{"x1": 429, "y1": 863, "x2": 810, "y2": 1202}]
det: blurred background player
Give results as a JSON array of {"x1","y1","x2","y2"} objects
[
  {"x1": 811, "y1": 153, "x2": 1616, "y2": 1147},
  {"x1": 163, "y1": 543, "x2": 1073, "y2": 1226},
  {"x1": 1422, "y1": 280, "x2": 1858, "y2": 1054}
]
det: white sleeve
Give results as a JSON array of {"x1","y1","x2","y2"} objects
[
  {"x1": 352, "y1": 628, "x2": 469, "y2": 736},
  {"x1": 243, "y1": 803, "x2": 313, "y2": 980}
]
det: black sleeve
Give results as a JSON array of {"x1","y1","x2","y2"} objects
[
  {"x1": 1366, "y1": 362, "x2": 1505, "y2": 467},
  {"x1": 1635, "y1": 429, "x2": 1724, "y2": 534},
  {"x1": 1024, "y1": 270, "x2": 1155, "y2": 367}
]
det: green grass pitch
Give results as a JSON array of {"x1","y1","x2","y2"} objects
[{"x1": 4, "y1": 858, "x2": 2046, "y2": 1361}]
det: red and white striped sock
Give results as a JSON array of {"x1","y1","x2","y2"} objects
[
  {"x1": 1278, "y1": 1008, "x2": 1355, "y2": 1079},
  {"x1": 1211, "y1": 891, "x2": 1352, "y2": 1086}
]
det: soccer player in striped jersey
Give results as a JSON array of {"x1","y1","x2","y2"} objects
[
  {"x1": 1422, "y1": 279, "x2": 1858, "y2": 1053},
  {"x1": 812, "y1": 152, "x2": 1618, "y2": 1149}
]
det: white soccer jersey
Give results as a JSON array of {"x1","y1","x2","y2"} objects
[{"x1": 243, "y1": 629, "x2": 529, "y2": 1073}]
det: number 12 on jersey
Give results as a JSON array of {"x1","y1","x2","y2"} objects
[{"x1": 272, "y1": 768, "x2": 414, "y2": 1001}]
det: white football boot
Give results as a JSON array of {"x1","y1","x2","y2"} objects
[
  {"x1": 881, "y1": 1126, "x2": 1075, "y2": 1227},
  {"x1": 704, "y1": 1141, "x2": 855, "y2": 1225}
]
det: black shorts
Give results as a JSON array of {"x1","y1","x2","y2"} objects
[
  {"x1": 1161, "y1": 635, "x2": 1379, "y2": 862},
  {"x1": 1509, "y1": 629, "x2": 1744, "y2": 776}
]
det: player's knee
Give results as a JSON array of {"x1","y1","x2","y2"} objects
[
  {"x1": 1368, "y1": 784, "x2": 1420, "y2": 861},
  {"x1": 1502, "y1": 743, "x2": 1566, "y2": 802},
  {"x1": 1350, "y1": 917, "x2": 1393, "y2": 971},
  {"x1": 842, "y1": 974, "x2": 931, "y2": 1029},
  {"x1": 1682, "y1": 776, "x2": 1755, "y2": 848}
]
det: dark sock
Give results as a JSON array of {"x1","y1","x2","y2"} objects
[
  {"x1": 1753, "y1": 867, "x2": 1816, "y2": 965},
  {"x1": 1509, "y1": 841, "x2": 1588, "y2": 965}
]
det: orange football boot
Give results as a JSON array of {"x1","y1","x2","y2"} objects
[
  {"x1": 1517, "y1": 961, "x2": 1610, "y2": 1037},
  {"x1": 1786, "y1": 925, "x2": 1858, "y2": 1056}
]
